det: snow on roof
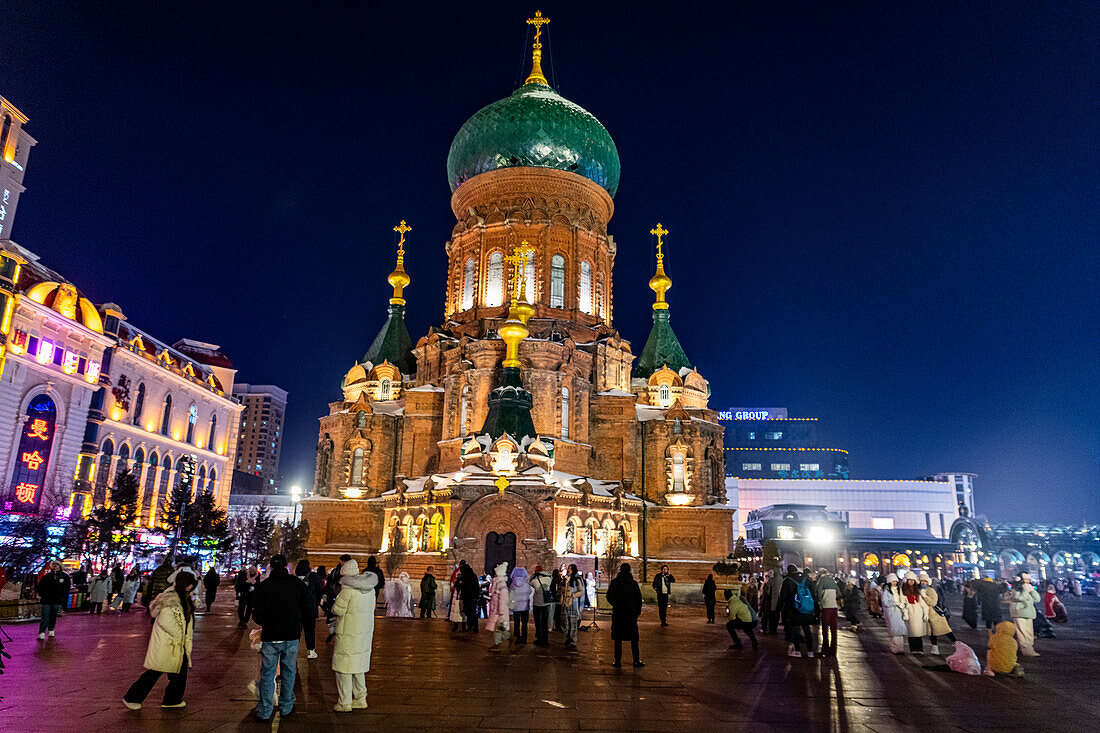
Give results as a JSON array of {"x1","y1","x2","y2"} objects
[
  {"x1": 406, "y1": 384, "x2": 445, "y2": 392},
  {"x1": 597, "y1": 388, "x2": 634, "y2": 397},
  {"x1": 635, "y1": 404, "x2": 666, "y2": 421},
  {"x1": 372, "y1": 402, "x2": 405, "y2": 416}
]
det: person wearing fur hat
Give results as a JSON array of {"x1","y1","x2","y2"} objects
[
  {"x1": 486, "y1": 562, "x2": 512, "y2": 652},
  {"x1": 900, "y1": 571, "x2": 929, "y2": 654},
  {"x1": 918, "y1": 572, "x2": 956, "y2": 654},
  {"x1": 880, "y1": 573, "x2": 907, "y2": 653},
  {"x1": 984, "y1": 620, "x2": 1023, "y2": 677},
  {"x1": 330, "y1": 559, "x2": 379, "y2": 712},
  {"x1": 1009, "y1": 572, "x2": 1041, "y2": 657}
]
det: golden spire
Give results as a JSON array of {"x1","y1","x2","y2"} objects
[
  {"x1": 648, "y1": 223, "x2": 672, "y2": 310},
  {"x1": 500, "y1": 241, "x2": 536, "y2": 367},
  {"x1": 387, "y1": 220, "x2": 412, "y2": 306},
  {"x1": 524, "y1": 11, "x2": 551, "y2": 86}
]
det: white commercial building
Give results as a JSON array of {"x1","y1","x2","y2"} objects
[{"x1": 727, "y1": 476, "x2": 959, "y2": 540}]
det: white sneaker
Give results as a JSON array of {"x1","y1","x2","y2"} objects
[
  {"x1": 787, "y1": 649, "x2": 801, "y2": 658},
  {"x1": 805, "y1": 651, "x2": 815, "y2": 658},
  {"x1": 307, "y1": 649, "x2": 318, "y2": 659},
  {"x1": 931, "y1": 644, "x2": 940, "y2": 655},
  {"x1": 333, "y1": 703, "x2": 352, "y2": 713},
  {"x1": 48, "y1": 630, "x2": 55, "y2": 637},
  {"x1": 123, "y1": 701, "x2": 141, "y2": 710},
  {"x1": 37, "y1": 633, "x2": 45, "y2": 640},
  {"x1": 246, "y1": 680, "x2": 258, "y2": 699},
  {"x1": 351, "y1": 698, "x2": 368, "y2": 709}
]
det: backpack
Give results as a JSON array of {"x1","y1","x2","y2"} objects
[
  {"x1": 794, "y1": 578, "x2": 814, "y2": 615},
  {"x1": 536, "y1": 575, "x2": 554, "y2": 605}
]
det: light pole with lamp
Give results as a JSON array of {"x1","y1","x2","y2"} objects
[{"x1": 290, "y1": 485, "x2": 301, "y2": 526}]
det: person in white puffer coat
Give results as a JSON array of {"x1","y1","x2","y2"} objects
[
  {"x1": 123, "y1": 574, "x2": 196, "y2": 709},
  {"x1": 880, "y1": 573, "x2": 907, "y2": 654},
  {"x1": 331, "y1": 559, "x2": 379, "y2": 712},
  {"x1": 900, "y1": 571, "x2": 930, "y2": 655}
]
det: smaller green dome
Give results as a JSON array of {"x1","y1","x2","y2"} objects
[{"x1": 447, "y1": 83, "x2": 620, "y2": 198}]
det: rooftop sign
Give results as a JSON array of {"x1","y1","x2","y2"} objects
[{"x1": 716, "y1": 408, "x2": 788, "y2": 421}]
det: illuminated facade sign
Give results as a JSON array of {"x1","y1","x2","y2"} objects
[
  {"x1": 716, "y1": 408, "x2": 789, "y2": 421},
  {"x1": 8, "y1": 328, "x2": 100, "y2": 383},
  {"x1": 7, "y1": 394, "x2": 57, "y2": 513}
]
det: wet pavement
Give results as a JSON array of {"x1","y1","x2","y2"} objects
[{"x1": 1, "y1": 591, "x2": 1098, "y2": 732}]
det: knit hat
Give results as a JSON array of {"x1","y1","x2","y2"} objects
[
  {"x1": 904, "y1": 571, "x2": 918, "y2": 582},
  {"x1": 919, "y1": 571, "x2": 931, "y2": 584}
]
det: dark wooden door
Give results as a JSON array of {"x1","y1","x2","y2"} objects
[{"x1": 484, "y1": 531, "x2": 517, "y2": 575}]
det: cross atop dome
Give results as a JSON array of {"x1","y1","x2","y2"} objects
[
  {"x1": 388, "y1": 219, "x2": 412, "y2": 306},
  {"x1": 648, "y1": 223, "x2": 672, "y2": 310},
  {"x1": 524, "y1": 11, "x2": 551, "y2": 86}
]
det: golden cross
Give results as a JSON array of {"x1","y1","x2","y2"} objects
[
  {"x1": 393, "y1": 220, "x2": 412, "y2": 254},
  {"x1": 650, "y1": 222, "x2": 669, "y2": 259},
  {"x1": 527, "y1": 10, "x2": 550, "y2": 49},
  {"x1": 506, "y1": 240, "x2": 536, "y2": 300}
]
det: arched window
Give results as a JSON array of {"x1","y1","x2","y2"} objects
[
  {"x1": 579, "y1": 261, "x2": 592, "y2": 314},
  {"x1": 8, "y1": 394, "x2": 58, "y2": 511},
  {"x1": 565, "y1": 522, "x2": 575, "y2": 554},
  {"x1": 197, "y1": 465, "x2": 207, "y2": 495},
  {"x1": 583, "y1": 525, "x2": 594, "y2": 554},
  {"x1": 560, "y1": 387, "x2": 570, "y2": 439},
  {"x1": 617, "y1": 526, "x2": 627, "y2": 552},
  {"x1": 459, "y1": 384, "x2": 469, "y2": 434},
  {"x1": 523, "y1": 255, "x2": 535, "y2": 301},
  {"x1": 658, "y1": 383, "x2": 671, "y2": 407},
  {"x1": 132, "y1": 383, "x2": 146, "y2": 426},
  {"x1": 143, "y1": 451, "x2": 159, "y2": 523},
  {"x1": 596, "y1": 274, "x2": 604, "y2": 318},
  {"x1": 158, "y1": 455, "x2": 172, "y2": 518},
  {"x1": 550, "y1": 254, "x2": 565, "y2": 308},
  {"x1": 207, "y1": 468, "x2": 217, "y2": 494},
  {"x1": 351, "y1": 447, "x2": 364, "y2": 486},
  {"x1": 117, "y1": 443, "x2": 131, "y2": 474},
  {"x1": 462, "y1": 257, "x2": 476, "y2": 310},
  {"x1": 672, "y1": 454, "x2": 685, "y2": 492},
  {"x1": 94, "y1": 439, "x2": 114, "y2": 497},
  {"x1": 485, "y1": 252, "x2": 504, "y2": 307},
  {"x1": 207, "y1": 413, "x2": 217, "y2": 452},
  {"x1": 133, "y1": 448, "x2": 145, "y2": 484},
  {"x1": 433, "y1": 513, "x2": 447, "y2": 551},
  {"x1": 160, "y1": 394, "x2": 172, "y2": 436},
  {"x1": 380, "y1": 378, "x2": 392, "y2": 401},
  {"x1": 186, "y1": 404, "x2": 197, "y2": 444}
]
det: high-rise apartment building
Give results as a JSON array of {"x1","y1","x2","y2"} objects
[{"x1": 232, "y1": 384, "x2": 287, "y2": 491}]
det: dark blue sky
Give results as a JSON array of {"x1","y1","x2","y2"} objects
[{"x1": 1, "y1": 2, "x2": 1096, "y2": 522}]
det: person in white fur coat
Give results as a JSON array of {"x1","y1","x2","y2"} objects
[
  {"x1": 331, "y1": 560, "x2": 378, "y2": 712},
  {"x1": 385, "y1": 572, "x2": 414, "y2": 618},
  {"x1": 900, "y1": 571, "x2": 930, "y2": 655},
  {"x1": 485, "y1": 562, "x2": 511, "y2": 653},
  {"x1": 880, "y1": 573, "x2": 907, "y2": 654}
]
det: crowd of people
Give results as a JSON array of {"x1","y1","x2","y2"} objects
[{"x1": 21, "y1": 552, "x2": 1090, "y2": 717}]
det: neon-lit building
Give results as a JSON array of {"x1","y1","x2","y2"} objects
[{"x1": 721, "y1": 408, "x2": 851, "y2": 480}]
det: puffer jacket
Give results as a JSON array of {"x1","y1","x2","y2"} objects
[
  {"x1": 89, "y1": 576, "x2": 112, "y2": 603},
  {"x1": 509, "y1": 567, "x2": 532, "y2": 612},
  {"x1": 485, "y1": 568, "x2": 511, "y2": 629},
  {"x1": 143, "y1": 589, "x2": 194, "y2": 673},
  {"x1": 920, "y1": 586, "x2": 952, "y2": 636},
  {"x1": 331, "y1": 561, "x2": 378, "y2": 674},
  {"x1": 1009, "y1": 583, "x2": 1040, "y2": 619}
]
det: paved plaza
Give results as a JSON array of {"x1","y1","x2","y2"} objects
[{"x1": 1, "y1": 593, "x2": 1098, "y2": 732}]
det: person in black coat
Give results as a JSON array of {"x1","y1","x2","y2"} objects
[
  {"x1": 252, "y1": 555, "x2": 310, "y2": 721},
  {"x1": 294, "y1": 559, "x2": 323, "y2": 658},
  {"x1": 202, "y1": 568, "x2": 220, "y2": 612},
  {"x1": 36, "y1": 560, "x2": 71, "y2": 639},
  {"x1": 702, "y1": 574, "x2": 718, "y2": 623},
  {"x1": 651, "y1": 566, "x2": 676, "y2": 626},
  {"x1": 458, "y1": 561, "x2": 480, "y2": 632},
  {"x1": 606, "y1": 563, "x2": 644, "y2": 667},
  {"x1": 778, "y1": 564, "x2": 818, "y2": 656}
]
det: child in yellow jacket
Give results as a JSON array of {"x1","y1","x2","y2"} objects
[{"x1": 984, "y1": 620, "x2": 1023, "y2": 677}]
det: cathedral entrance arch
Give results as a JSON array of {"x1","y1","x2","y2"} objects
[{"x1": 485, "y1": 531, "x2": 517, "y2": 575}]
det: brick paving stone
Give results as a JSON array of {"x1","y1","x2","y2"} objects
[{"x1": 1, "y1": 593, "x2": 1099, "y2": 731}]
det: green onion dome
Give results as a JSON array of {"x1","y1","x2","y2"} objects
[{"x1": 447, "y1": 82, "x2": 621, "y2": 198}]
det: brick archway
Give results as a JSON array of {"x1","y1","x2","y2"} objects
[{"x1": 453, "y1": 492, "x2": 553, "y2": 572}]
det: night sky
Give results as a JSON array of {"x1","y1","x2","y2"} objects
[{"x1": 1, "y1": 2, "x2": 1096, "y2": 523}]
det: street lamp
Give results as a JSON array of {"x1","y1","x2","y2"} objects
[{"x1": 290, "y1": 485, "x2": 301, "y2": 525}]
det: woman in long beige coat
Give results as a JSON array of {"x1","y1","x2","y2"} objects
[
  {"x1": 123, "y1": 574, "x2": 196, "y2": 709},
  {"x1": 331, "y1": 559, "x2": 379, "y2": 712},
  {"x1": 918, "y1": 572, "x2": 956, "y2": 655}
]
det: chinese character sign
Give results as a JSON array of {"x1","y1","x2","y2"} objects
[{"x1": 8, "y1": 394, "x2": 57, "y2": 513}]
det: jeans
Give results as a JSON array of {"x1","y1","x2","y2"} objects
[
  {"x1": 820, "y1": 608, "x2": 838, "y2": 651},
  {"x1": 726, "y1": 619, "x2": 758, "y2": 647},
  {"x1": 125, "y1": 655, "x2": 188, "y2": 706},
  {"x1": 38, "y1": 604, "x2": 61, "y2": 633},
  {"x1": 257, "y1": 640, "x2": 298, "y2": 717},
  {"x1": 533, "y1": 605, "x2": 549, "y2": 644},
  {"x1": 657, "y1": 594, "x2": 670, "y2": 624},
  {"x1": 512, "y1": 610, "x2": 529, "y2": 642},
  {"x1": 564, "y1": 612, "x2": 580, "y2": 647}
]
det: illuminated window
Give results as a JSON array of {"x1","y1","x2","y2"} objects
[
  {"x1": 799, "y1": 463, "x2": 820, "y2": 472},
  {"x1": 579, "y1": 261, "x2": 592, "y2": 314},
  {"x1": 584, "y1": 525, "x2": 594, "y2": 554},
  {"x1": 160, "y1": 395, "x2": 172, "y2": 436},
  {"x1": 771, "y1": 463, "x2": 790, "y2": 471},
  {"x1": 658, "y1": 384, "x2": 671, "y2": 407},
  {"x1": 351, "y1": 447, "x2": 364, "y2": 486},
  {"x1": 485, "y1": 252, "x2": 504, "y2": 306},
  {"x1": 462, "y1": 258, "x2": 475, "y2": 310},
  {"x1": 0, "y1": 115, "x2": 10, "y2": 154},
  {"x1": 764, "y1": 431, "x2": 783, "y2": 440},
  {"x1": 380, "y1": 378, "x2": 392, "y2": 401},
  {"x1": 741, "y1": 463, "x2": 762, "y2": 471},
  {"x1": 596, "y1": 273, "x2": 604, "y2": 318},
  {"x1": 777, "y1": 525, "x2": 796, "y2": 540},
  {"x1": 872, "y1": 517, "x2": 895, "y2": 530},
  {"x1": 459, "y1": 384, "x2": 469, "y2": 433},
  {"x1": 560, "y1": 387, "x2": 570, "y2": 439},
  {"x1": 186, "y1": 405, "x2": 197, "y2": 444},
  {"x1": 524, "y1": 256, "x2": 535, "y2": 301},
  {"x1": 132, "y1": 383, "x2": 145, "y2": 426},
  {"x1": 550, "y1": 254, "x2": 565, "y2": 307},
  {"x1": 565, "y1": 522, "x2": 576, "y2": 553}
]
